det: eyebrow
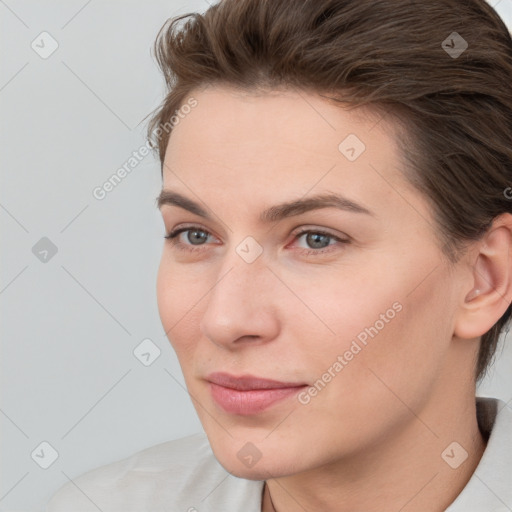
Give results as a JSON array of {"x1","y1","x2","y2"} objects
[{"x1": 156, "y1": 190, "x2": 374, "y2": 223}]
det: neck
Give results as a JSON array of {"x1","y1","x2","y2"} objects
[{"x1": 262, "y1": 393, "x2": 486, "y2": 512}]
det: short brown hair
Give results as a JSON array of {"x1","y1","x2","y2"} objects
[{"x1": 147, "y1": 0, "x2": 512, "y2": 382}]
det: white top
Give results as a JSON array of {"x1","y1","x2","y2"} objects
[{"x1": 46, "y1": 397, "x2": 512, "y2": 512}]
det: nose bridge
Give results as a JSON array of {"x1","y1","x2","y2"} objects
[
  {"x1": 208, "y1": 242, "x2": 269, "y2": 313},
  {"x1": 199, "y1": 241, "x2": 279, "y2": 345},
  {"x1": 213, "y1": 235, "x2": 270, "y2": 301}
]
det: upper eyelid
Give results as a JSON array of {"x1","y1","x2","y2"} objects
[{"x1": 294, "y1": 226, "x2": 345, "y2": 237}]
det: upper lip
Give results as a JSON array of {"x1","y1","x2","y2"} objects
[{"x1": 206, "y1": 372, "x2": 307, "y2": 391}]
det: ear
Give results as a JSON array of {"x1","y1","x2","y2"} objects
[{"x1": 454, "y1": 213, "x2": 512, "y2": 339}]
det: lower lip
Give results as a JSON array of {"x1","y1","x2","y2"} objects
[{"x1": 209, "y1": 383, "x2": 306, "y2": 415}]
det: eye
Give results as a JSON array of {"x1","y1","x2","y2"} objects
[
  {"x1": 164, "y1": 225, "x2": 350, "y2": 256},
  {"x1": 290, "y1": 229, "x2": 349, "y2": 255},
  {"x1": 164, "y1": 226, "x2": 218, "y2": 252},
  {"x1": 296, "y1": 231, "x2": 335, "y2": 249}
]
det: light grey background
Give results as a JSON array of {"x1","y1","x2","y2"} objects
[{"x1": 1, "y1": 1, "x2": 511, "y2": 510}]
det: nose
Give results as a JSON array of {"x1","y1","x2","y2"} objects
[{"x1": 199, "y1": 247, "x2": 281, "y2": 349}]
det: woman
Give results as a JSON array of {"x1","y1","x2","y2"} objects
[{"x1": 47, "y1": 0, "x2": 512, "y2": 510}]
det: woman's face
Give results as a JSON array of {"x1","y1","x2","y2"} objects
[{"x1": 156, "y1": 85, "x2": 472, "y2": 479}]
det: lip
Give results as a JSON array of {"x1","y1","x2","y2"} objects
[{"x1": 206, "y1": 372, "x2": 308, "y2": 415}]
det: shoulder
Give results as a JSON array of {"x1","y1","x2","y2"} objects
[
  {"x1": 46, "y1": 433, "x2": 263, "y2": 512},
  {"x1": 446, "y1": 397, "x2": 512, "y2": 511}
]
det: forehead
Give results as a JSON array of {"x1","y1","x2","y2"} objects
[
  {"x1": 162, "y1": 86, "x2": 424, "y2": 222},
  {"x1": 166, "y1": 86, "x2": 395, "y2": 161}
]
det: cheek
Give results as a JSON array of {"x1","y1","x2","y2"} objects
[
  {"x1": 156, "y1": 259, "x2": 176, "y2": 331},
  {"x1": 291, "y1": 255, "x2": 452, "y2": 398},
  {"x1": 340, "y1": 272, "x2": 453, "y2": 411},
  {"x1": 285, "y1": 265, "x2": 402, "y2": 358},
  {"x1": 156, "y1": 257, "x2": 203, "y2": 354},
  {"x1": 275, "y1": 273, "x2": 453, "y2": 458}
]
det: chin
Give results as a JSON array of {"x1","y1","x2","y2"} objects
[
  {"x1": 208, "y1": 437, "x2": 304, "y2": 481},
  {"x1": 225, "y1": 463, "x2": 273, "y2": 480},
  {"x1": 216, "y1": 456, "x2": 292, "y2": 481}
]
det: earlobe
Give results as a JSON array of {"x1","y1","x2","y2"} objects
[{"x1": 454, "y1": 214, "x2": 512, "y2": 340}]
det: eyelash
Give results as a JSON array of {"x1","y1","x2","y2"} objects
[{"x1": 164, "y1": 226, "x2": 350, "y2": 256}]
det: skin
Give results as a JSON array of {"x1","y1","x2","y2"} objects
[{"x1": 156, "y1": 85, "x2": 512, "y2": 512}]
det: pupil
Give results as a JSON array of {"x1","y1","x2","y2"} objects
[
  {"x1": 307, "y1": 233, "x2": 330, "y2": 249},
  {"x1": 188, "y1": 230, "x2": 208, "y2": 245}
]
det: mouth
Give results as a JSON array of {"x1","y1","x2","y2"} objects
[{"x1": 206, "y1": 372, "x2": 308, "y2": 415}]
